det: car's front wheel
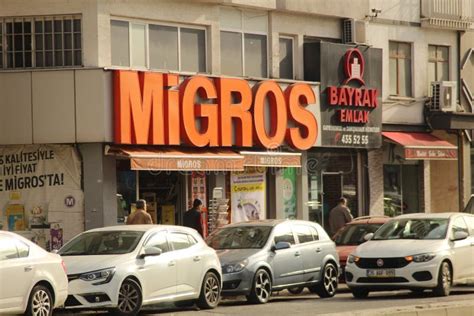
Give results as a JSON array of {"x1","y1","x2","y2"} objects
[
  {"x1": 309, "y1": 263, "x2": 338, "y2": 298},
  {"x1": 112, "y1": 278, "x2": 143, "y2": 316},
  {"x1": 433, "y1": 261, "x2": 451, "y2": 297},
  {"x1": 247, "y1": 269, "x2": 272, "y2": 304},
  {"x1": 26, "y1": 284, "x2": 53, "y2": 316},
  {"x1": 197, "y1": 271, "x2": 221, "y2": 309}
]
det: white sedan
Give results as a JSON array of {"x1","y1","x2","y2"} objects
[
  {"x1": 346, "y1": 213, "x2": 474, "y2": 298},
  {"x1": 0, "y1": 231, "x2": 68, "y2": 315},
  {"x1": 59, "y1": 225, "x2": 221, "y2": 315}
]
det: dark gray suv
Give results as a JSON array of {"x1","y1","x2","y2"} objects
[{"x1": 206, "y1": 219, "x2": 339, "y2": 304}]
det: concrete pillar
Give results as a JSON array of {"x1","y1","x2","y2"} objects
[
  {"x1": 297, "y1": 152, "x2": 309, "y2": 220},
  {"x1": 423, "y1": 160, "x2": 431, "y2": 213},
  {"x1": 367, "y1": 148, "x2": 384, "y2": 215},
  {"x1": 80, "y1": 143, "x2": 117, "y2": 230}
]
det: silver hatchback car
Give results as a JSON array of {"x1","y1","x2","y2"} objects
[{"x1": 206, "y1": 219, "x2": 339, "y2": 304}]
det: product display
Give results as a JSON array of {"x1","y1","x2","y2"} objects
[{"x1": 207, "y1": 198, "x2": 230, "y2": 235}]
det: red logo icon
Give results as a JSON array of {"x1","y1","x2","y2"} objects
[{"x1": 343, "y1": 48, "x2": 365, "y2": 86}]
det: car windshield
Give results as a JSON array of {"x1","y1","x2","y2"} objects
[
  {"x1": 207, "y1": 226, "x2": 272, "y2": 250},
  {"x1": 334, "y1": 224, "x2": 383, "y2": 246},
  {"x1": 59, "y1": 231, "x2": 145, "y2": 256},
  {"x1": 373, "y1": 218, "x2": 448, "y2": 240}
]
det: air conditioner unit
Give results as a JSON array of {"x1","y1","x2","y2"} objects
[
  {"x1": 343, "y1": 19, "x2": 367, "y2": 45},
  {"x1": 430, "y1": 81, "x2": 457, "y2": 112}
]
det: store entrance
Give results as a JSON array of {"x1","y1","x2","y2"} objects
[{"x1": 322, "y1": 172, "x2": 343, "y2": 231}]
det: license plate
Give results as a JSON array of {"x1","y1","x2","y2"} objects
[{"x1": 366, "y1": 269, "x2": 395, "y2": 278}]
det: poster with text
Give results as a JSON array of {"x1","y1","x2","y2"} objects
[
  {"x1": 0, "y1": 145, "x2": 84, "y2": 247},
  {"x1": 282, "y1": 168, "x2": 297, "y2": 219},
  {"x1": 231, "y1": 171, "x2": 266, "y2": 223}
]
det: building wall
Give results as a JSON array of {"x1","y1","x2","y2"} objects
[{"x1": 368, "y1": 149, "x2": 384, "y2": 214}]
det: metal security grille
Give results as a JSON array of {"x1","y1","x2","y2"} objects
[
  {"x1": 431, "y1": 82, "x2": 441, "y2": 111},
  {"x1": 0, "y1": 15, "x2": 82, "y2": 69},
  {"x1": 343, "y1": 19, "x2": 353, "y2": 44}
]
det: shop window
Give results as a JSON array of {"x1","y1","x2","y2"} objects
[
  {"x1": 110, "y1": 19, "x2": 206, "y2": 72},
  {"x1": 220, "y1": 7, "x2": 268, "y2": 77},
  {"x1": 1, "y1": 16, "x2": 82, "y2": 69},
  {"x1": 383, "y1": 164, "x2": 420, "y2": 216},
  {"x1": 279, "y1": 36, "x2": 294, "y2": 79},
  {"x1": 389, "y1": 41, "x2": 412, "y2": 97},
  {"x1": 428, "y1": 45, "x2": 449, "y2": 94}
]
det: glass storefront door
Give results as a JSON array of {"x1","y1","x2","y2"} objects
[{"x1": 383, "y1": 163, "x2": 420, "y2": 216}]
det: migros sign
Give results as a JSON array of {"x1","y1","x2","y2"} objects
[{"x1": 114, "y1": 71, "x2": 318, "y2": 150}]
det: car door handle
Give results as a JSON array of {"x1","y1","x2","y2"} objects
[
  {"x1": 24, "y1": 266, "x2": 33, "y2": 272},
  {"x1": 168, "y1": 261, "x2": 176, "y2": 267},
  {"x1": 193, "y1": 256, "x2": 201, "y2": 262},
  {"x1": 294, "y1": 251, "x2": 301, "y2": 257},
  {"x1": 316, "y1": 248, "x2": 322, "y2": 253}
]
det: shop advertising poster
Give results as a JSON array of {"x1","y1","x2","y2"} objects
[
  {"x1": 231, "y1": 171, "x2": 266, "y2": 223},
  {"x1": 282, "y1": 168, "x2": 297, "y2": 219},
  {"x1": 0, "y1": 145, "x2": 84, "y2": 249}
]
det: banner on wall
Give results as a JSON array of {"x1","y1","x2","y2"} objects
[
  {"x1": 0, "y1": 145, "x2": 84, "y2": 249},
  {"x1": 282, "y1": 168, "x2": 297, "y2": 219},
  {"x1": 231, "y1": 171, "x2": 266, "y2": 223}
]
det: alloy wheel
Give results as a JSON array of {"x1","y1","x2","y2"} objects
[
  {"x1": 32, "y1": 289, "x2": 51, "y2": 316},
  {"x1": 323, "y1": 264, "x2": 338, "y2": 296},
  {"x1": 204, "y1": 274, "x2": 220, "y2": 306},
  {"x1": 441, "y1": 263, "x2": 451, "y2": 293},
  {"x1": 118, "y1": 282, "x2": 140, "y2": 313},
  {"x1": 255, "y1": 271, "x2": 271, "y2": 302}
]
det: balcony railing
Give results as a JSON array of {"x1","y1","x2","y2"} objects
[{"x1": 421, "y1": 0, "x2": 474, "y2": 30}]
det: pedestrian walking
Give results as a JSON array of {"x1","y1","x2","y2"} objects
[
  {"x1": 183, "y1": 198, "x2": 203, "y2": 236},
  {"x1": 126, "y1": 199, "x2": 153, "y2": 225},
  {"x1": 328, "y1": 197, "x2": 353, "y2": 236}
]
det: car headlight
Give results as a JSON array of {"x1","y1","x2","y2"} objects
[
  {"x1": 347, "y1": 255, "x2": 360, "y2": 264},
  {"x1": 406, "y1": 253, "x2": 436, "y2": 263},
  {"x1": 222, "y1": 260, "x2": 248, "y2": 274},
  {"x1": 80, "y1": 267, "x2": 115, "y2": 285}
]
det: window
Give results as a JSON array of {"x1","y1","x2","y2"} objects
[
  {"x1": 110, "y1": 19, "x2": 206, "y2": 72},
  {"x1": 15, "y1": 240, "x2": 29, "y2": 258},
  {"x1": 220, "y1": 7, "x2": 268, "y2": 77},
  {"x1": 0, "y1": 236, "x2": 19, "y2": 261},
  {"x1": 273, "y1": 225, "x2": 295, "y2": 245},
  {"x1": 463, "y1": 216, "x2": 474, "y2": 236},
  {"x1": 279, "y1": 37, "x2": 294, "y2": 79},
  {"x1": 1, "y1": 16, "x2": 82, "y2": 69},
  {"x1": 145, "y1": 231, "x2": 169, "y2": 253},
  {"x1": 169, "y1": 233, "x2": 192, "y2": 251},
  {"x1": 428, "y1": 45, "x2": 449, "y2": 86},
  {"x1": 293, "y1": 225, "x2": 314, "y2": 244},
  {"x1": 389, "y1": 41, "x2": 412, "y2": 97}
]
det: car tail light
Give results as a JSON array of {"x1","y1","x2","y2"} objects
[{"x1": 61, "y1": 260, "x2": 67, "y2": 274}]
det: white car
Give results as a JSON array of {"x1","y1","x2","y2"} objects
[
  {"x1": 59, "y1": 225, "x2": 222, "y2": 315},
  {"x1": 0, "y1": 231, "x2": 68, "y2": 315},
  {"x1": 346, "y1": 213, "x2": 474, "y2": 298}
]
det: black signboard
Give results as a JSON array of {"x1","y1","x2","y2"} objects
[{"x1": 304, "y1": 42, "x2": 382, "y2": 148}]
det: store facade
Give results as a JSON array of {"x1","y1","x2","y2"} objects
[
  {"x1": 108, "y1": 70, "x2": 321, "y2": 236},
  {"x1": 303, "y1": 42, "x2": 383, "y2": 229}
]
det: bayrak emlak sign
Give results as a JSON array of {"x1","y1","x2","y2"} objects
[
  {"x1": 114, "y1": 71, "x2": 321, "y2": 150},
  {"x1": 305, "y1": 42, "x2": 382, "y2": 148}
]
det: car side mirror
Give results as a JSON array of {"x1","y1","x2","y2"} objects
[
  {"x1": 271, "y1": 241, "x2": 291, "y2": 252},
  {"x1": 364, "y1": 233, "x2": 374, "y2": 241},
  {"x1": 140, "y1": 246, "x2": 162, "y2": 258},
  {"x1": 452, "y1": 231, "x2": 469, "y2": 241}
]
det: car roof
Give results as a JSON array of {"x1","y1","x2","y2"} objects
[
  {"x1": 395, "y1": 212, "x2": 462, "y2": 219},
  {"x1": 348, "y1": 215, "x2": 390, "y2": 225},
  {"x1": 221, "y1": 219, "x2": 318, "y2": 228},
  {"x1": 83, "y1": 224, "x2": 196, "y2": 234}
]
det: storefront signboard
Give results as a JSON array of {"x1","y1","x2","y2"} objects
[
  {"x1": 305, "y1": 42, "x2": 382, "y2": 148},
  {"x1": 405, "y1": 148, "x2": 457, "y2": 160},
  {"x1": 0, "y1": 145, "x2": 84, "y2": 249},
  {"x1": 114, "y1": 71, "x2": 320, "y2": 150},
  {"x1": 231, "y1": 171, "x2": 266, "y2": 223}
]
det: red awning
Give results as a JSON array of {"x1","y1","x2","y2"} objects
[
  {"x1": 382, "y1": 132, "x2": 457, "y2": 160},
  {"x1": 106, "y1": 146, "x2": 245, "y2": 171}
]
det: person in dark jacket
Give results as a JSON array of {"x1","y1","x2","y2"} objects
[
  {"x1": 328, "y1": 197, "x2": 353, "y2": 236},
  {"x1": 183, "y1": 199, "x2": 203, "y2": 236}
]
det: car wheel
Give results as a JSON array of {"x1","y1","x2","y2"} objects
[
  {"x1": 311, "y1": 263, "x2": 338, "y2": 298},
  {"x1": 351, "y1": 288, "x2": 369, "y2": 299},
  {"x1": 433, "y1": 261, "x2": 451, "y2": 297},
  {"x1": 288, "y1": 286, "x2": 304, "y2": 295},
  {"x1": 197, "y1": 271, "x2": 220, "y2": 309},
  {"x1": 26, "y1": 285, "x2": 53, "y2": 316},
  {"x1": 247, "y1": 269, "x2": 272, "y2": 304},
  {"x1": 112, "y1": 278, "x2": 142, "y2": 316}
]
